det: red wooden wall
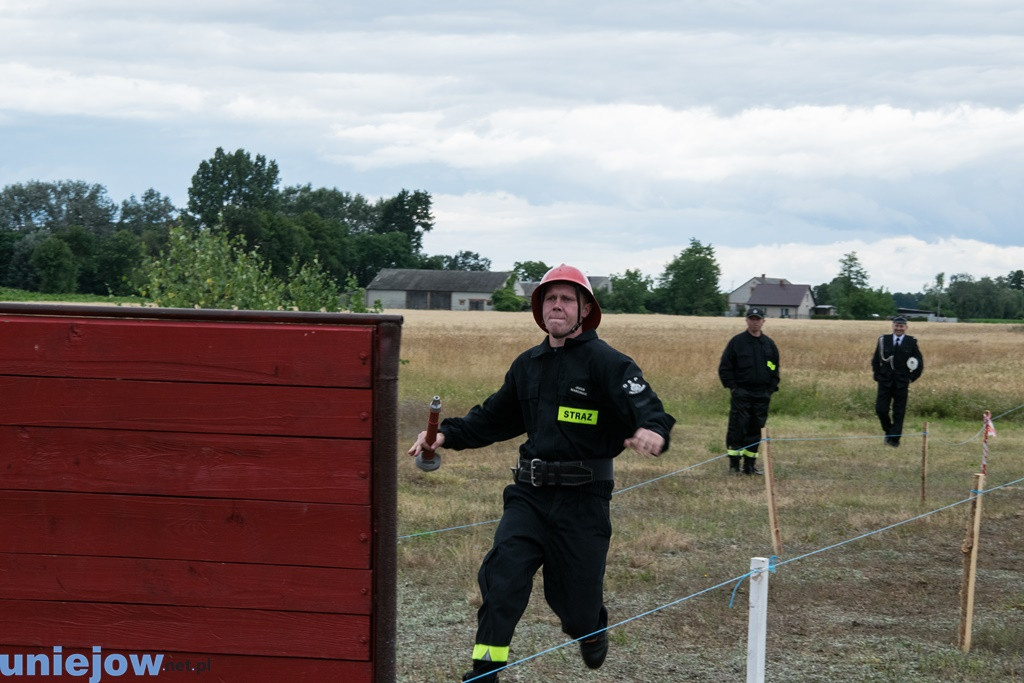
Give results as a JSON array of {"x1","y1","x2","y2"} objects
[{"x1": 0, "y1": 304, "x2": 401, "y2": 682}]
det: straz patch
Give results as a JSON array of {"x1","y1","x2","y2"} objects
[{"x1": 558, "y1": 406, "x2": 598, "y2": 425}]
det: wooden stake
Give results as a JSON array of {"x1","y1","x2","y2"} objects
[
  {"x1": 761, "y1": 427, "x2": 783, "y2": 557},
  {"x1": 920, "y1": 421, "x2": 929, "y2": 504},
  {"x1": 958, "y1": 472, "x2": 985, "y2": 653}
]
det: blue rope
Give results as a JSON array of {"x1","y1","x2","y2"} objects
[
  {"x1": 398, "y1": 517, "x2": 502, "y2": 540},
  {"x1": 402, "y1": 401, "x2": 1024, "y2": 540},
  {"x1": 463, "y1": 474, "x2": 1024, "y2": 679},
  {"x1": 728, "y1": 555, "x2": 778, "y2": 608}
]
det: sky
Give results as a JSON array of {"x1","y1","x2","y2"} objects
[{"x1": 2, "y1": 1, "x2": 1023, "y2": 294}]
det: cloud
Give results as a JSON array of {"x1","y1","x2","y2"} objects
[
  {"x1": 427, "y1": 192, "x2": 1024, "y2": 293},
  {"x1": 2, "y1": 1, "x2": 1023, "y2": 299},
  {"x1": 715, "y1": 237, "x2": 1024, "y2": 294}
]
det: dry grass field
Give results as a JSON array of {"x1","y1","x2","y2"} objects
[{"x1": 395, "y1": 310, "x2": 1024, "y2": 682}]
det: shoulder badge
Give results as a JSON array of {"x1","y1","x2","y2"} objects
[{"x1": 623, "y1": 376, "x2": 647, "y2": 395}]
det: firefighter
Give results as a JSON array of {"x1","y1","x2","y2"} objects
[
  {"x1": 871, "y1": 315, "x2": 924, "y2": 447},
  {"x1": 408, "y1": 264, "x2": 675, "y2": 682},
  {"x1": 718, "y1": 307, "x2": 780, "y2": 475}
]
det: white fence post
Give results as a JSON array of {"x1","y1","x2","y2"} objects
[{"x1": 746, "y1": 557, "x2": 770, "y2": 683}]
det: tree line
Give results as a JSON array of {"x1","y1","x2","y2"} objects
[
  {"x1": 2, "y1": 148, "x2": 1020, "y2": 318},
  {"x1": 0, "y1": 147, "x2": 490, "y2": 310}
]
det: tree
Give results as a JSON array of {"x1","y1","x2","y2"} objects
[
  {"x1": 820, "y1": 251, "x2": 894, "y2": 319},
  {"x1": 54, "y1": 225, "x2": 100, "y2": 293},
  {"x1": 119, "y1": 189, "x2": 177, "y2": 234},
  {"x1": 0, "y1": 180, "x2": 117, "y2": 235},
  {"x1": 513, "y1": 261, "x2": 551, "y2": 282},
  {"x1": 837, "y1": 251, "x2": 870, "y2": 289},
  {"x1": 650, "y1": 239, "x2": 725, "y2": 315},
  {"x1": 1006, "y1": 269, "x2": 1024, "y2": 291},
  {"x1": 221, "y1": 207, "x2": 314, "y2": 280},
  {"x1": 3, "y1": 230, "x2": 47, "y2": 290},
  {"x1": 139, "y1": 225, "x2": 339, "y2": 312},
  {"x1": 491, "y1": 280, "x2": 528, "y2": 311},
  {"x1": 919, "y1": 272, "x2": 948, "y2": 317},
  {"x1": 280, "y1": 185, "x2": 378, "y2": 232},
  {"x1": 944, "y1": 273, "x2": 1024, "y2": 320},
  {"x1": 29, "y1": 236, "x2": 78, "y2": 293},
  {"x1": 348, "y1": 231, "x2": 416, "y2": 286},
  {"x1": 374, "y1": 189, "x2": 434, "y2": 252},
  {"x1": 604, "y1": 269, "x2": 653, "y2": 313},
  {"x1": 419, "y1": 251, "x2": 492, "y2": 271},
  {"x1": 95, "y1": 229, "x2": 146, "y2": 296},
  {"x1": 186, "y1": 148, "x2": 281, "y2": 228}
]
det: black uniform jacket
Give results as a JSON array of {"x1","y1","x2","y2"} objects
[
  {"x1": 439, "y1": 330, "x2": 675, "y2": 462},
  {"x1": 718, "y1": 331, "x2": 780, "y2": 398},
  {"x1": 871, "y1": 334, "x2": 924, "y2": 389}
]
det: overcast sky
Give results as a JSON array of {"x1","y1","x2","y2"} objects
[{"x1": 2, "y1": 1, "x2": 1023, "y2": 293}]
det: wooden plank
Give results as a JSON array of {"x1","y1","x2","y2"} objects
[
  {"x1": 0, "y1": 647, "x2": 373, "y2": 682},
  {"x1": 0, "y1": 377, "x2": 372, "y2": 438},
  {"x1": 0, "y1": 427, "x2": 371, "y2": 504},
  {"x1": 0, "y1": 492, "x2": 372, "y2": 568},
  {"x1": 0, "y1": 316, "x2": 374, "y2": 387},
  {"x1": 0, "y1": 554, "x2": 372, "y2": 613},
  {"x1": 0, "y1": 600, "x2": 371, "y2": 659}
]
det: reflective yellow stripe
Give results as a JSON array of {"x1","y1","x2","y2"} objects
[
  {"x1": 766, "y1": 360, "x2": 776, "y2": 371},
  {"x1": 557, "y1": 406, "x2": 598, "y2": 425},
  {"x1": 727, "y1": 449, "x2": 743, "y2": 456},
  {"x1": 740, "y1": 449, "x2": 758, "y2": 458},
  {"x1": 472, "y1": 644, "x2": 509, "y2": 663}
]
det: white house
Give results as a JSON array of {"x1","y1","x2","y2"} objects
[
  {"x1": 727, "y1": 275, "x2": 791, "y2": 316},
  {"x1": 747, "y1": 282, "x2": 816, "y2": 319}
]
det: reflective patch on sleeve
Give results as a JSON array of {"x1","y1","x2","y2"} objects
[
  {"x1": 558, "y1": 406, "x2": 598, "y2": 425},
  {"x1": 766, "y1": 361, "x2": 777, "y2": 371}
]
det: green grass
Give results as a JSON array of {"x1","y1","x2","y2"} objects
[
  {"x1": 0, "y1": 286, "x2": 145, "y2": 305},
  {"x1": 394, "y1": 314, "x2": 1024, "y2": 681}
]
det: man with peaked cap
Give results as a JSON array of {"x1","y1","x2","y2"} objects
[
  {"x1": 718, "y1": 307, "x2": 781, "y2": 475},
  {"x1": 871, "y1": 315, "x2": 924, "y2": 447}
]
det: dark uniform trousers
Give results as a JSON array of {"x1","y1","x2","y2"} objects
[
  {"x1": 727, "y1": 390, "x2": 772, "y2": 454},
  {"x1": 875, "y1": 382, "x2": 909, "y2": 438},
  {"x1": 475, "y1": 480, "x2": 613, "y2": 648}
]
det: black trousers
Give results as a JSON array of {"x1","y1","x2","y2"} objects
[
  {"x1": 875, "y1": 381, "x2": 910, "y2": 438},
  {"x1": 726, "y1": 392, "x2": 772, "y2": 454},
  {"x1": 474, "y1": 481, "x2": 612, "y2": 652}
]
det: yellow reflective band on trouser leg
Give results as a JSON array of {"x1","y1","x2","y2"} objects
[
  {"x1": 740, "y1": 449, "x2": 758, "y2": 458},
  {"x1": 472, "y1": 644, "x2": 509, "y2": 663},
  {"x1": 727, "y1": 449, "x2": 742, "y2": 456}
]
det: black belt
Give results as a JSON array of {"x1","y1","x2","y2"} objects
[{"x1": 514, "y1": 458, "x2": 613, "y2": 487}]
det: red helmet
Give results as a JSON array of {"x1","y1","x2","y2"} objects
[{"x1": 531, "y1": 263, "x2": 602, "y2": 332}]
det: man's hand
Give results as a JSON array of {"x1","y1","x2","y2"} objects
[
  {"x1": 408, "y1": 430, "x2": 445, "y2": 457},
  {"x1": 624, "y1": 427, "x2": 664, "y2": 457}
]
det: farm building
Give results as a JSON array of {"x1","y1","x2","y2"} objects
[
  {"x1": 365, "y1": 269, "x2": 520, "y2": 311},
  {"x1": 519, "y1": 275, "x2": 612, "y2": 300},
  {"x1": 746, "y1": 281, "x2": 816, "y2": 319},
  {"x1": 726, "y1": 275, "x2": 791, "y2": 316}
]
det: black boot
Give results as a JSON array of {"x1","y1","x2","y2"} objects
[
  {"x1": 742, "y1": 456, "x2": 762, "y2": 476},
  {"x1": 461, "y1": 660, "x2": 502, "y2": 682},
  {"x1": 580, "y1": 630, "x2": 609, "y2": 669},
  {"x1": 728, "y1": 455, "x2": 741, "y2": 474}
]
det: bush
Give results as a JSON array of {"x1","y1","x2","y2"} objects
[{"x1": 139, "y1": 225, "x2": 341, "y2": 312}]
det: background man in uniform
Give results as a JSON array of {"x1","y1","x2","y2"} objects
[
  {"x1": 871, "y1": 315, "x2": 924, "y2": 447},
  {"x1": 408, "y1": 263, "x2": 675, "y2": 683},
  {"x1": 717, "y1": 307, "x2": 780, "y2": 475}
]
